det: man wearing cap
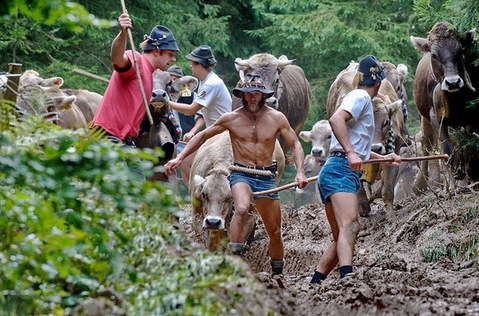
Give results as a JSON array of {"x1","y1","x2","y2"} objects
[
  {"x1": 309, "y1": 55, "x2": 401, "y2": 285},
  {"x1": 164, "y1": 75, "x2": 307, "y2": 279},
  {"x1": 168, "y1": 45, "x2": 231, "y2": 128},
  {"x1": 91, "y1": 13, "x2": 179, "y2": 144}
]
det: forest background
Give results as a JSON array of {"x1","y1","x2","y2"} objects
[
  {"x1": 0, "y1": 0, "x2": 478, "y2": 315},
  {"x1": 2, "y1": 0, "x2": 477, "y2": 137}
]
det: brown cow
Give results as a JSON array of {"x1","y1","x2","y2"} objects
[
  {"x1": 18, "y1": 70, "x2": 101, "y2": 126},
  {"x1": 16, "y1": 84, "x2": 88, "y2": 129},
  {"x1": 189, "y1": 131, "x2": 285, "y2": 251},
  {"x1": 327, "y1": 62, "x2": 405, "y2": 219},
  {"x1": 233, "y1": 54, "x2": 311, "y2": 156},
  {"x1": 410, "y1": 22, "x2": 479, "y2": 193}
]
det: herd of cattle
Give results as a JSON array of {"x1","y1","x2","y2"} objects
[{"x1": 2, "y1": 21, "x2": 478, "y2": 250}]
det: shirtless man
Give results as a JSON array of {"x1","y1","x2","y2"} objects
[{"x1": 165, "y1": 74, "x2": 308, "y2": 277}]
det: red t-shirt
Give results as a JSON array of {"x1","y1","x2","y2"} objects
[{"x1": 91, "y1": 51, "x2": 154, "y2": 140}]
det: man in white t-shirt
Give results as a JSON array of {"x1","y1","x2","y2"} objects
[
  {"x1": 168, "y1": 46, "x2": 232, "y2": 186},
  {"x1": 168, "y1": 45, "x2": 231, "y2": 127}
]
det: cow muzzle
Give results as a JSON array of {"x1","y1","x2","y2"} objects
[
  {"x1": 203, "y1": 216, "x2": 225, "y2": 230},
  {"x1": 441, "y1": 75, "x2": 464, "y2": 92}
]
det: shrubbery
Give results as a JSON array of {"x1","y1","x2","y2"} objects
[{"x1": 0, "y1": 109, "x2": 254, "y2": 315}]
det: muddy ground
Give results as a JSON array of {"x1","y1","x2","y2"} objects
[{"x1": 179, "y1": 183, "x2": 479, "y2": 315}]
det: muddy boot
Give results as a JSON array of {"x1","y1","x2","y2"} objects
[{"x1": 228, "y1": 242, "x2": 245, "y2": 256}]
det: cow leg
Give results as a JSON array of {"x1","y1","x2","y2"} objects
[
  {"x1": 414, "y1": 117, "x2": 433, "y2": 194},
  {"x1": 382, "y1": 164, "x2": 399, "y2": 220},
  {"x1": 357, "y1": 184, "x2": 371, "y2": 217}
]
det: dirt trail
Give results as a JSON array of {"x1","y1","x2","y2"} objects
[{"x1": 181, "y1": 190, "x2": 479, "y2": 315}]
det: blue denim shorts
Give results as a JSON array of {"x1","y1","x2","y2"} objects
[
  {"x1": 229, "y1": 171, "x2": 279, "y2": 200},
  {"x1": 318, "y1": 156, "x2": 362, "y2": 203}
]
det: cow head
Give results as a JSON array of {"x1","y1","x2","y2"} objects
[
  {"x1": 299, "y1": 120, "x2": 332, "y2": 162},
  {"x1": 19, "y1": 70, "x2": 64, "y2": 91},
  {"x1": 410, "y1": 22, "x2": 476, "y2": 93},
  {"x1": 170, "y1": 76, "x2": 198, "y2": 102},
  {"x1": 234, "y1": 53, "x2": 294, "y2": 109},
  {"x1": 193, "y1": 168, "x2": 233, "y2": 231},
  {"x1": 372, "y1": 96, "x2": 404, "y2": 154}
]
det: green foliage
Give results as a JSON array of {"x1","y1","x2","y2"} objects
[{"x1": 0, "y1": 116, "x2": 261, "y2": 315}]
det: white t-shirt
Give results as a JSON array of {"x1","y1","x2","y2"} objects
[
  {"x1": 329, "y1": 89, "x2": 375, "y2": 161},
  {"x1": 195, "y1": 71, "x2": 232, "y2": 127}
]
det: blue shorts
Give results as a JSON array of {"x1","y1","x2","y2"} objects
[
  {"x1": 229, "y1": 171, "x2": 279, "y2": 200},
  {"x1": 318, "y1": 156, "x2": 362, "y2": 204}
]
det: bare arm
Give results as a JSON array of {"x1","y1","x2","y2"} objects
[
  {"x1": 169, "y1": 100, "x2": 204, "y2": 116},
  {"x1": 278, "y1": 114, "x2": 308, "y2": 188},
  {"x1": 329, "y1": 109, "x2": 363, "y2": 172},
  {"x1": 164, "y1": 119, "x2": 227, "y2": 175},
  {"x1": 111, "y1": 13, "x2": 132, "y2": 70},
  {"x1": 183, "y1": 115, "x2": 205, "y2": 141}
]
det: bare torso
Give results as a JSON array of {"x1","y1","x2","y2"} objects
[{"x1": 226, "y1": 106, "x2": 282, "y2": 166}]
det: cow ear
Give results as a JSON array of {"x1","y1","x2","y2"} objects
[
  {"x1": 173, "y1": 76, "x2": 198, "y2": 92},
  {"x1": 459, "y1": 28, "x2": 476, "y2": 47},
  {"x1": 299, "y1": 131, "x2": 312, "y2": 142},
  {"x1": 390, "y1": 100, "x2": 403, "y2": 114},
  {"x1": 53, "y1": 95, "x2": 76, "y2": 110},
  {"x1": 410, "y1": 36, "x2": 430, "y2": 53},
  {"x1": 194, "y1": 174, "x2": 205, "y2": 188}
]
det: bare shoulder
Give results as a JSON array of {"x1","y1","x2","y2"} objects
[{"x1": 267, "y1": 107, "x2": 288, "y2": 123}]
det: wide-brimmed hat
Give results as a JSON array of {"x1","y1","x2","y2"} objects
[
  {"x1": 186, "y1": 45, "x2": 217, "y2": 67},
  {"x1": 167, "y1": 65, "x2": 183, "y2": 77},
  {"x1": 357, "y1": 54, "x2": 385, "y2": 86},
  {"x1": 232, "y1": 73, "x2": 275, "y2": 98},
  {"x1": 143, "y1": 25, "x2": 179, "y2": 52}
]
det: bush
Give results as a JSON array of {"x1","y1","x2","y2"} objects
[{"x1": 0, "y1": 117, "x2": 255, "y2": 315}]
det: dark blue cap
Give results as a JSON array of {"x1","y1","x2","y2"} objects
[
  {"x1": 143, "y1": 25, "x2": 179, "y2": 52},
  {"x1": 358, "y1": 55, "x2": 386, "y2": 85}
]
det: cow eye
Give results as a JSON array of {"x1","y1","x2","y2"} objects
[{"x1": 431, "y1": 52, "x2": 438, "y2": 60}]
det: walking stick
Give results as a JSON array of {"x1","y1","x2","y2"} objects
[
  {"x1": 120, "y1": 0, "x2": 154, "y2": 125},
  {"x1": 252, "y1": 154, "x2": 449, "y2": 196}
]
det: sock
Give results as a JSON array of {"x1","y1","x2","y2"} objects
[
  {"x1": 270, "y1": 259, "x2": 284, "y2": 276},
  {"x1": 339, "y1": 265, "x2": 353, "y2": 278},
  {"x1": 310, "y1": 271, "x2": 327, "y2": 284}
]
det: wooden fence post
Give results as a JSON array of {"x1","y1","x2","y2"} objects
[{"x1": 4, "y1": 63, "x2": 22, "y2": 103}]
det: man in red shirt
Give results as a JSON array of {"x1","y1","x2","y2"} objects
[{"x1": 91, "y1": 13, "x2": 179, "y2": 145}]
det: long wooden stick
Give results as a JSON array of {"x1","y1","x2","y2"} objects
[
  {"x1": 120, "y1": 0, "x2": 154, "y2": 125},
  {"x1": 252, "y1": 154, "x2": 449, "y2": 196},
  {"x1": 73, "y1": 68, "x2": 110, "y2": 83}
]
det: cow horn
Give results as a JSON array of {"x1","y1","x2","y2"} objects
[
  {"x1": 234, "y1": 58, "x2": 250, "y2": 68},
  {"x1": 462, "y1": 56, "x2": 476, "y2": 93},
  {"x1": 276, "y1": 55, "x2": 294, "y2": 68}
]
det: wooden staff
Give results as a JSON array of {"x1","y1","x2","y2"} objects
[
  {"x1": 73, "y1": 68, "x2": 110, "y2": 83},
  {"x1": 252, "y1": 154, "x2": 449, "y2": 196},
  {"x1": 120, "y1": 0, "x2": 154, "y2": 125}
]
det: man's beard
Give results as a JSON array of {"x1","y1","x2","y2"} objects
[{"x1": 242, "y1": 98, "x2": 266, "y2": 113}]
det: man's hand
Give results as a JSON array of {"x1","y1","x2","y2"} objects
[
  {"x1": 164, "y1": 157, "x2": 182, "y2": 176},
  {"x1": 295, "y1": 172, "x2": 308, "y2": 189}
]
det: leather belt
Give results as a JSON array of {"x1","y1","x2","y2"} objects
[{"x1": 330, "y1": 151, "x2": 347, "y2": 158}]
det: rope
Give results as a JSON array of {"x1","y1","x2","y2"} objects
[{"x1": 228, "y1": 165, "x2": 274, "y2": 177}]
